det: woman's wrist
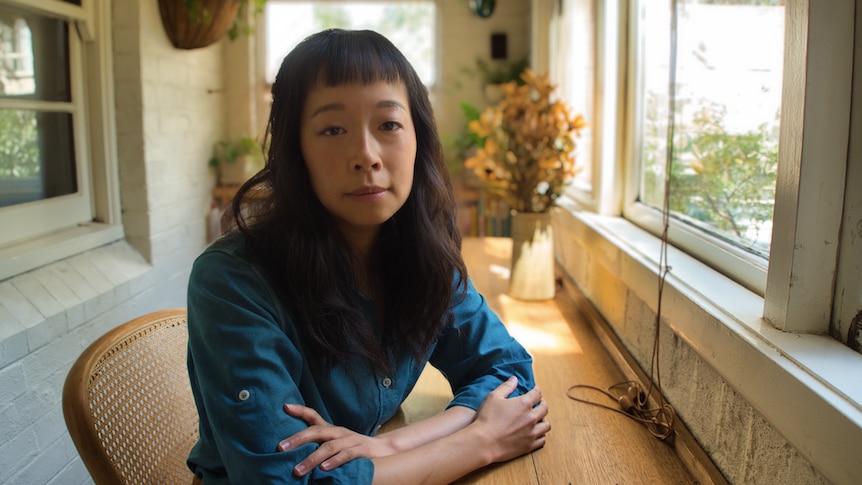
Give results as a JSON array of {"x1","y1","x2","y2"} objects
[
  {"x1": 372, "y1": 433, "x2": 402, "y2": 456},
  {"x1": 452, "y1": 421, "x2": 496, "y2": 467}
]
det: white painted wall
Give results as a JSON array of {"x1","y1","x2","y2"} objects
[{"x1": 0, "y1": 0, "x2": 222, "y2": 482}]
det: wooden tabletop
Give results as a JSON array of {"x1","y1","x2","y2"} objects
[{"x1": 381, "y1": 238, "x2": 721, "y2": 484}]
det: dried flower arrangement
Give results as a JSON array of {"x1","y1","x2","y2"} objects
[{"x1": 464, "y1": 69, "x2": 586, "y2": 213}]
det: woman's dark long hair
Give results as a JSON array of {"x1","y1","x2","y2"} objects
[{"x1": 230, "y1": 29, "x2": 468, "y2": 373}]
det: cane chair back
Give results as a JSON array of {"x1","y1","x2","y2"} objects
[{"x1": 62, "y1": 309, "x2": 199, "y2": 485}]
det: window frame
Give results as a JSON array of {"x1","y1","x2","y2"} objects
[
  {"x1": 0, "y1": 0, "x2": 122, "y2": 280},
  {"x1": 579, "y1": 0, "x2": 855, "y2": 332},
  {"x1": 620, "y1": 0, "x2": 790, "y2": 295},
  {"x1": 557, "y1": 0, "x2": 861, "y2": 482},
  {"x1": 259, "y1": 0, "x2": 439, "y2": 88},
  {"x1": 0, "y1": 19, "x2": 92, "y2": 247}
]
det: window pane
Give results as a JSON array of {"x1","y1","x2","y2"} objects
[
  {"x1": 265, "y1": 2, "x2": 436, "y2": 85},
  {"x1": 637, "y1": 0, "x2": 784, "y2": 258},
  {"x1": 0, "y1": 5, "x2": 71, "y2": 101},
  {"x1": 0, "y1": 109, "x2": 77, "y2": 207},
  {"x1": 554, "y1": 0, "x2": 594, "y2": 190}
]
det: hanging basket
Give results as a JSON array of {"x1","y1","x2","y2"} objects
[
  {"x1": 158, "y1": 0, "x2": 241, "y2": 50},
  {"x1": 508, "y1": 211, "x2": 555, "y2": 301}
]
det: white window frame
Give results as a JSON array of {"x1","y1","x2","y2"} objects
[
  {"x1": 0, "y1": 0, "x2": 122, "y2": 280},
  {"x1": 259, "y1": 0, "x2": 439, "y2": 87},
  {"x1": 558, "y1": 0, "x2": 862, "y2": 483},
  {"x1": 607, "y1": 0, "x2": 853, "y2": 331}
]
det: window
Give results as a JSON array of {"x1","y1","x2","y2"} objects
[
  {"x1": 626, "y1": 0, "x2": 785, "y2": 293},
  {"x1": 554, "y1": 1, "x2": 858, "y2": 480},
  {"x1": 0, "y1": 0, "x2": 121, "y2": 279},
  {"x1": 559, "y1": 0, "x2": 853, "y2": 329},
  {"x1": 550, "y1": 0, "x2": 595, "y2": 196},
  {"x1": 0, "y1": 3, "x2": 88, "y2": 247},
  {"x1": 264, "y1": 1, "x2": 436, "y2": 86}
]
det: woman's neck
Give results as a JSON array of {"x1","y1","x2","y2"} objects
[{"x1": 338, "y1": 224, "x2": 381, "y2": 298}]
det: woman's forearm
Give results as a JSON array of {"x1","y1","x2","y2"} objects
[
  {"x1": 371, "y1": 377, "x2": 549, "y2": 485},
  {"x1": 376, "y1": 405, "x2": 476, "y2": 453},
  {"x1": 371, "y1": 423, "x2": 494, "y2": 485}
]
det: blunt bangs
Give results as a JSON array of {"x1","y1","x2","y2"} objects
[{"x1": 297, "y1": 29, "x2": 410, "y2": 88}]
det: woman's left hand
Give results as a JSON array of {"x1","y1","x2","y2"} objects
[{"x1": 278, "y1": 404, "x2": 397, "y2": 477}]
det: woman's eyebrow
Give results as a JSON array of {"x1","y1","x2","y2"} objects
[
  {"x1": 377, "y1": 100, "x2": 407, "y2": 111},
  {"x1": 310, "y1": 102, "x2": 345, "y2": 118},
  {"x1": 309, "y1": 99, "x2": 407, "y2": 119}
]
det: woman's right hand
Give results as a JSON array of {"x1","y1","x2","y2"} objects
[{"x1": 471, "y1": 376, "x2": 550, "y2": 463}]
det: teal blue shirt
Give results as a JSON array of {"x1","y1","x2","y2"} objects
[{"x1": 186, "y1": 233, "x2": 535, "y2": 484}]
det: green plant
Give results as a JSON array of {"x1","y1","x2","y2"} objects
[
  {"x1": 0, "y1": 109, "x2": 39, "y2": 178},
  {"x1": 209, "y1": 135, "x2": 261, "y2": 168},
  {"x1": 184, "y1": 0, "x2": 267, "y2": 40},
  {"x1": 474, "y1": 58, "x2": 529, "y2": 85},
  {"x1": 651, "y1": 102, "x2": 779, "y2": 253}
]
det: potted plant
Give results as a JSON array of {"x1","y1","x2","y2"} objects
[
  {"x1": 209, "y1": 135, "x2": 263, "y2": 187},
  {"x1": 464, "y1": 69, "x2": 586, "y2": 300},
  {"x1": 157, "y1": 0, "x2": 267, "y2": 50},
  {"x1": 474, "y1": 57, "x2": 528, "y2": 103}
]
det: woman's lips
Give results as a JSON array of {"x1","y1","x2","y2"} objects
[{"x1": 347, "y1": 186, "x2": 387, "y2": 201}]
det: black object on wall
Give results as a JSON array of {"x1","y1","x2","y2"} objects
[{"x1": 491, "y1": 33, "x2": 507, "y2": 59}]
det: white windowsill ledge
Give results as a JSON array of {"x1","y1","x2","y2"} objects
[
  {"x1": 0, "y1": 222, "x2": 125, "y2": 282},
  {"x1": 557, "y1": 203, "x2": 862, "y2": 485},
  {"x1": 0, "y1": 224, "x2": 150, "y2": 369}
]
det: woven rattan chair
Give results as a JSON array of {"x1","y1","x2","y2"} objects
[{"x1": 63, "y1": 308, "x2": 199, "y2": 485}]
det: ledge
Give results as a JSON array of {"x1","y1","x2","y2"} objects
[
  {"x1": 0, "y1": 222, "x2": 126, "y2": 282},
  {"x1": 554, "y1": 198, "x2": 862, "y2": 485},
  {"x1": 0, "y1": 237, "x2": 150, "y2": 368}
]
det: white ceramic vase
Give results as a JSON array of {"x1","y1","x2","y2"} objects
[{"x1": 508, "y1": 211, "x2": 555, "y2": 301}]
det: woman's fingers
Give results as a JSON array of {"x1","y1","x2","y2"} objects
[
  {"x1": 279, "y1": 404, "x2": 386, "y2": 476},
  {"x1": 492, "y1": 375, "x2": 520, "y2": 398},
  {"x1": 283, "y1": 403, "x2": 328, "y2": 426},
  {"x1": 473, "y1": 380, "x2": 552, "y2": 462},
  {"x1": 278, "y1": 404, "x2": 335, "y2": 451}
]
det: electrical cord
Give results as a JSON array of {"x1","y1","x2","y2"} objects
[
  {"x1": 566, "y1": 381, "x2": 676, "y2": 441},
  {"x1": 566, "y1": 1, "x2": 680, "y2": 443}
]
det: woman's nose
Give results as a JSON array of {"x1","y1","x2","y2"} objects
[
  {"x1": 351, "y1": 133, "x2": 382, "y2": 171},
  {"x1": 353, "y1": 158, "x2": 381, "y2": 171}
]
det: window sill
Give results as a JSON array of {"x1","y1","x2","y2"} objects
[
  {"x1": 0, "y1": 222, "x2": 125, "y2": 282},
  {"x1": 554, "y1": 197, "x2": 862, "y2": 484},
  {"x1": 0, "y1": 228, "x2": 150, "y2": 369}
]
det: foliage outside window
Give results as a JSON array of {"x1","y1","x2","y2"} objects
[
  {"x1": 264, "y1": 1, "x2": 435, "y2": 85},
  {"x1": 635, "y1": 0, "x2": 784, "y2": 259},
  {"x1": 0, "y1": 4, "x2": 79, "y2": 211}
]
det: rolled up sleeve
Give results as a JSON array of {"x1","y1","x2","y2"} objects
[
  {"x1": 429, "y1": 278, "x2": 535, "y2": 411},
  {"x1": 187, "y1": 249, "x2": 374, "y2": 484}
]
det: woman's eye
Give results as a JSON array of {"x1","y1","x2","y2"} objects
[
  {"x1": 380, "y1": 121, "x2": 402, "y2": 131},
  {"x1": 321, "y1": 127, "x2": 345, "y2": 136}
]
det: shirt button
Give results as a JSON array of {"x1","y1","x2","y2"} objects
[
  {"x1": 238, "y1": 389, "x2": 250, "y2": 401},
  {"x1": 381, "y1": 377, "x2": 392, "y2": 388}
]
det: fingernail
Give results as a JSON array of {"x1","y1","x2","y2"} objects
[
  {"x1": 294, "y1": 463, "x2": 306, "y2": 475},
  {"x1": 278, "y1": 440, "x2": 290, "y2": 451},
  {"x1": 321, "y1": 461, "x2": 330, "y2": 471}
]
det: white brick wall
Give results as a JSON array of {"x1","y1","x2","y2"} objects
[{"x1": 0, "y1": 0, "x2": 222, "y2": 482}]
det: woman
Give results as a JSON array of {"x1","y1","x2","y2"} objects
[{"x1": 186, "y1": 29, "x2": 549, "y2": 484}]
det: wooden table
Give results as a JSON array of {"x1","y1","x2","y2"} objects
[{"x1": 381, "y1": 238, "x2": 724, "y2": 485}]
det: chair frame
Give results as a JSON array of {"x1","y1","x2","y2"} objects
[{"x1": 63, "y1": 308, "x2": 198, "y2": 485}]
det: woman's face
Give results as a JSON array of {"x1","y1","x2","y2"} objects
[{"x1": 300, "y1": 80, "x2": 417, "y2": 238}]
